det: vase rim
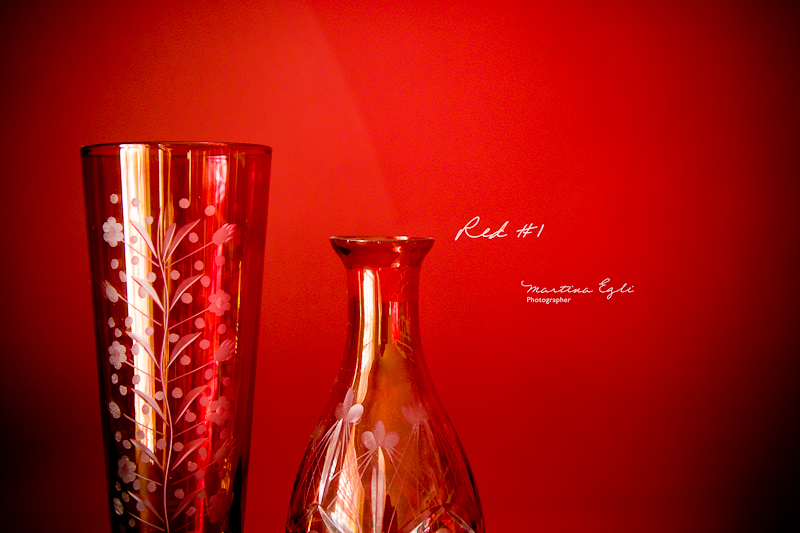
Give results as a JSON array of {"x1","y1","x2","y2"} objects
[{"x1": 80, "y1": 141, "x2": 272, "y2": 154}]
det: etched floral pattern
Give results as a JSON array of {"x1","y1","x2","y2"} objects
[
  {"x1": 97, "y1": 191, "x2": 243, "y2": 533},
  {"x1": 108, "y1": 341, "x2": 127, "y2": 370},
  {"x1": 335, "y1": 387, "x2": 364, "y2": 423},
  {"x1": 208, "y1": 289, "x2": 232, "y2": 317},
  {"x1": 117, "y1": 455, "x2": 137, "y2": 484},
  {"x1": 292, "y1": 388, "x2": 481, "y2": 533},
  {"x1": 361, "y1": 420, "x2": 399, "y2": 451},
  {"x1": 211, "y1": 224, "x2": 236, "y2": 245},
  {"x1": 102, "y1": 217, "x2": 124, "y2": 246}
]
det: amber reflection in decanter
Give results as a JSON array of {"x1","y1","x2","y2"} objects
[{"x1": 286, "y1": 237, "x2": 484, "y2": 533}]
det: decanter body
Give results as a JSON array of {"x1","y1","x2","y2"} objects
[{"x1": 286, "y1": 237, "x2": 484, "y2": 533}]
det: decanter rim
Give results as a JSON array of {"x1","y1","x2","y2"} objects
[{"x1": 330, "y1": 236, "x2": 434, "y2": 243}]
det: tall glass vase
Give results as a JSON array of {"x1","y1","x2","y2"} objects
[
  {"x1": 287, "y1": 237, "x2": 484, "y2": 533},
  {"x1": 82, "y1": 142, "x2": 271, "y2": 533}
]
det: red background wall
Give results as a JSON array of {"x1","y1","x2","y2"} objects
[{"x1": 1, "y1": 0, "x2": 798, "y2": 531}]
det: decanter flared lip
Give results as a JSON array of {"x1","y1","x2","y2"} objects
[
  {"x1": 330, "y1": 236, "x2": 434, "y2": 267},
  {"x1": 330, "y1": 236, "x2": 434, "y2": 243},
  {"x1": 80, "y1": 141, "x2": 272, "y2": 155}
]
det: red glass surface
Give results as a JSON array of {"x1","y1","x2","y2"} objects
[
  {"x1": 82, "y1": 142, "x2": 271, "y2": 533},
  {"x1": 287, "y1": 237, "x2": 484, "y2": 533}
]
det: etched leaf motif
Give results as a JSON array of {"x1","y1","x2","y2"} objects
[
  {"x1": 130, "y1": 219, "x2": 157, "y2": 258},
  {"x1": 172, "y1": 437, "x2": 208, "y2": 470},
  {"x1": 131, "y1": 388, "x2": 167, "y2": 423},
  {"x1": 127, "y1": 491, "x2": 164, "y2": 523},
  {"x1": 169, "y1": 275, "x2": 203, "y2": 311},
  {"x1": 167, "y1": 332, "x2": 202, "y2": 368},
  {"x1": 127, "y1": 331, "x2": 160, "y2": 369},
  {"x1": 175, "y1": 384, "x2": 209, "y2": 422},
  {"x1": 162, "y1": 222, "x2": 177, "y2": 257},
  {"x1": 171, "y1": 486, "x2": 206, "y2": 520},
  {"x1": 130, "y1": 438, "x2": 163, "y2": 470},
  {"x1": 132, "y1": 276, "x2": 164, "y2": 310},
  {"x1": 318, "y1": 421, "x2": 342, "y2": 502},
  {"x1": 165, "y1": 219, "x2": 201, "y2": 260}
]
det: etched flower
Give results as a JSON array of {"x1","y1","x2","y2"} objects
[
  {"x1": 102, "y1": 217, "x2": 124, "y2": 247},
  {"x1": 207, "y1": 488, "x2": 231, "y2": 524},
  {"x1": 335, "y1": 387, "x2": 363, "y2": 423},
  {"x1": 402, "y1": 403, "x2": 428, "y2": 426},
  {"x1": 361, "y1": 420, "x2": 399, "y2": 451},
  {"x1": 212, "y1": 223, "x2": 237, "y2": 245},
  {"x1": 213, "y1": 339, "x2": 235, "y2": 362},
  {"x1": 208, "y1": 289, "x2": 231, "y2": 316},
  {"x1": 209, "y1": 395, "x2": 232, "y2": 426},
  {"x1": 117, "y1": 455, "x2": 136, "y2": 484},
  {"x1": 108, "y1": 341, "x2": 127, "y2": 370}
]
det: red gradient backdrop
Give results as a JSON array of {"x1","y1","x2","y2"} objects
[{"x1": 1, "y1": 0, "x2": 798, "y2": 531}]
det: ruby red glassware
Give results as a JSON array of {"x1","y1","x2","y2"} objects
[
  {"x1": 82, "y1": 142, "x2": 271, "y2": 533},
  {"x1": 286, "y1": 237, "x2": 484, "y2": 533}
]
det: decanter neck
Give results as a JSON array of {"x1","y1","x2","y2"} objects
[{"x1": 331, "y1": 237, "x2": 434, "y2": 396}]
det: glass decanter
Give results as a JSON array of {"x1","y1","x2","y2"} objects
[{"x1": 286, "y1": 236, "x2": 484, "y2": 533}]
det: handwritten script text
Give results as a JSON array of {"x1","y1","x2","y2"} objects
[
  {"x1": 455, "y1": 216, "x2": 544, "y2": 241},
  {"x1": 521, "y1": 279, "x2": 634, "y2": 299}
]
